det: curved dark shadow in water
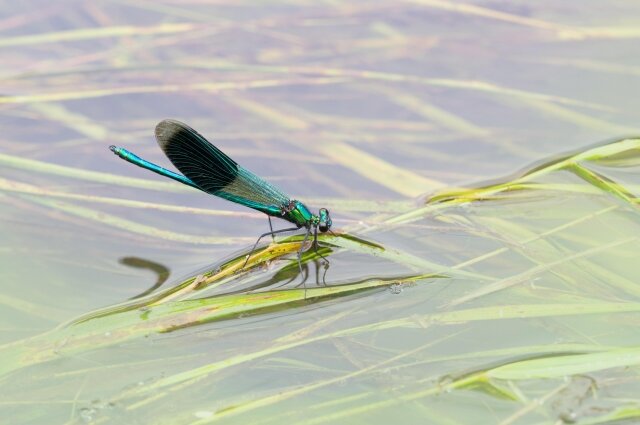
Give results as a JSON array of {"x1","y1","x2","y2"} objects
[{"x1": 119, "y1": 256, "x2": 171, "y2": 299}]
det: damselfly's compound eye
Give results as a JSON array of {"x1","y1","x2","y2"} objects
[{"x1": 318, "y1": 208, "x2": 332, "y2": 232}]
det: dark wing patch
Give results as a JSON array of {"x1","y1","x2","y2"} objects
[{"x1": 155, "y1": 119, "x2": 238, "y2": 194}]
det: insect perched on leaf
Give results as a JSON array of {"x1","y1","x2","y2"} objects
[{"x1": 109, "y1": 119, "x2": 332, "y2": 275}]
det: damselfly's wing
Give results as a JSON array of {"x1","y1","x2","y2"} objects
[{"x1": 155, "y1": 119, "x2": 290, "y2": 216}]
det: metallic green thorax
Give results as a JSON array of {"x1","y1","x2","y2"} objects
[{"x1": 281, "y1": 200, "x2": 318, "y2": 228}]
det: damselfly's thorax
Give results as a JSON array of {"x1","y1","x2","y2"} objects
[
  {"x1": 279, "y1": 200, "x2": 299, "y2": 216},
  {"x1": 280, "y1": 200, "x2": 332, "y2": 232},
  {"x1": 280, "y1": 200, "x2": 313, "y2": 228}
]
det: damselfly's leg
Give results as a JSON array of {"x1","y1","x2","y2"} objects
[
  {"x1": 268, "y1": 216, "x2": 275, "y2": 243},
  {"x1": 241, "y1": 226, "x2": 300, "y2": 271}
]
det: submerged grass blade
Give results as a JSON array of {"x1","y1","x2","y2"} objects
[
  {"x1": 370, "y1": 85, "x2": 489, "y2": 137},
  {"x1": 569, "y1": 163, "x2": 637, "y2": 204},
  {"x1": 515, "y1": 96, "x2": 639, "y2": 134},
  {"x1": 0, "y1": 152, "x2": 190, "y2": 192},
  {"x1": 0, "y1": 78, "x2": 345, "y2": 104},
  {"x1": 0, "y1": 23, "x2": 195, "y2": 47},
  {"x1": 0, "y1": 274, "x2": 435, "y2": 378},
  {"x1": 227, "y1": 95, "x2": 442, "y2": 195},
  {"x1": 0, "y1": 177, "x2": 262, "y2": 218},
  {"x1": 386, "y1": 137, "x2": 640, "y2": 225},
  {"x1": 21, "y1": 195, "x2": 250, "y2": 245},
  {"x1": 446, "y1": 236, "x2": 637, "y2": 307},
  {"x1": 186, "y1": 334, "x2": 458, "y2": 424},
  {"x1": 487, "y1": 346, "x2": 640, "y2": 380},
  {"x1": 109, "y1": 301, "x2": 640, "y2": 399},
  {"x1": 407, "y1": 0, "x2": 571, "y2": 32},
  {"x1": 316, "y1": 141, "x2": 443, "y2": 196},
  {"x1": 28, "y1": 103, "x2": 109, "y2": 140},
  {"x1": 185, "y1": 60, "x2": 613, "y2": 111}
]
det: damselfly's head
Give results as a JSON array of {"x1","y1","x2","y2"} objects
[{"x1": 318, "y1": 208, "x2": 332, "y2": 233}]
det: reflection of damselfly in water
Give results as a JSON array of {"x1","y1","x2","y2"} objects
[{"x1": 110, "y1": 119, "x2": 332, "y2": 278}]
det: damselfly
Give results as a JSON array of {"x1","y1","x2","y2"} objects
[{"x1": 110, "y1": 119, "x2": 332, "y2": 276}]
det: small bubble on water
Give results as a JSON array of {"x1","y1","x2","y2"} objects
[
  {"x1": 79, "y1": 408, "x2": 95, "y2": 423},
  {"x1": 389, "y1": 283, "x2": 403, "y2": 295},
  {"x1": 560, "y1": 409, "x2": 578, "y2": 423}
]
